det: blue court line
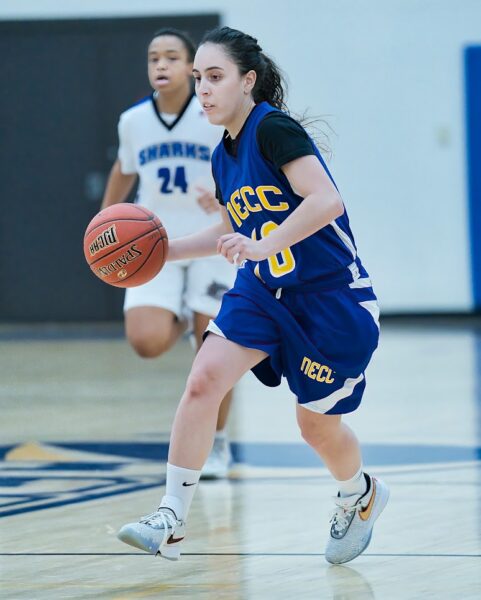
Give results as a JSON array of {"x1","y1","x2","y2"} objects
[
  {"x1": 1, "y1": 441, "x2": 480, "y2": 468},
  {"x1": 41, "y1": 441, "x2": 481, "y2": 467},
  {"x1": 233, "y1": 442, "x2": 481, "y2": 467},
  {"x1": 0, "y1": 480, "x2": 164, "y2": 518},
  {"x1": 1, "y1": 464, "x2": 480, "y2": 518}
]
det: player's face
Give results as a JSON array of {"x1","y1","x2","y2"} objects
[
  {"x1": 193, "y1": 43, "x2": 255, "y2": 129},
  {"x1": 147, "y1": 35, "x2": 193, "y2": 94}
]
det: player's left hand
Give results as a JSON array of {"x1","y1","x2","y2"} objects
[
  {"x1": 217, "y1": 233, "x2": 271, "y2": 265},
  {"x1": 195, "y1": 186, "x2": 219, "y2": 214}
]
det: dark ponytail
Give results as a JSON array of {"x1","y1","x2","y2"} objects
[
  {"x1": 201, "y1": 26, "x2": 287, "y2": 110},
  {"x1": 201, "y1": 26, "x2": 332, "y2": 158}
]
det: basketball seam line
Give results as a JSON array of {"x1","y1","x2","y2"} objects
[
  {"x1": 85, "y1": 215, "x2": 156, "y2": 237},
  {"x1": 88, "y1": 224, "x2": 166, "y2": 267}
]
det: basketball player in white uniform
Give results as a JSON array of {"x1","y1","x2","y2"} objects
[{"x1": 101, "y1": 28, "x2": 235, "y2": 478}]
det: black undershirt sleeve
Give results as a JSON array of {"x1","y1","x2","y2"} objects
[
  {"x1": 256, "y1": 113, "x2": 316, "y2": 170},
  {"x1": 213, "y1": 113, "x2": 315, "y2": 205}
]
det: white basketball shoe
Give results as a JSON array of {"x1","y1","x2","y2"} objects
[
  {"x1": 325, "y1": 474, "x2": 389, "y2": 564},
  {"x1": 118, "y1": 507, "x2": 185, "y2": 561},
  {"x1": 201, "y1": 434, "x2": 232, "y2": 480}
]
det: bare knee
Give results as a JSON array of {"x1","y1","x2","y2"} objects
[
  {"x1": 297, "y1": 410, "x2": 340, "y2": 449},
  {"x1": 183, "y1": 366, "x2": 223, "y2": 409},
  {"x1": 299, "y1": 422, "x2": 334, "y2": 449},
  {"x1": 125, "y1": 308, "x2": 177, "y2": 358},
  {"x1": 127, "y1": 330, "x2": 171, "y2": 358}
]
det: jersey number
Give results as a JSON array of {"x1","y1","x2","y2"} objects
[
  {"x1": 252, "y1": 221, "x2": 296, "y2": 278},
  {"x1": 157, "y1": 167, "x2": 188, "y2": 194}
]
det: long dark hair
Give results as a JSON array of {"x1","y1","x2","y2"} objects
[
  {"x1": 201, "y1": 26, "x2": 287, "y2": 111},
  {"x1": 152, "y1": 27, "x2": 197, "y2": 62},
  {"x1": 201, "y1": 26, "x2": 332, "y2": 157}
]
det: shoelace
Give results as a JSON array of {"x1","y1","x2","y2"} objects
[
  {"x1": 330, "y1": 497, "x2": 362, "y2": 534},
  {"x1": 139, "y1": 509, "x2": 178, "y2": 546}
]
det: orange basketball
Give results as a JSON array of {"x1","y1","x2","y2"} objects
[{"x1": 83, "y1": 204, "x2": 168, "y2": 288}]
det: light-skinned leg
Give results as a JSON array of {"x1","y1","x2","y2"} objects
[
  {"x1": 168, "y1": 334, "x2": 266, "y2": 469},
  {"x1": 296, "y1": 405, "x2": 362, "y2": 480},
  {"x1": 193, "y1": 312, "x2": 234, "y2": 431}
]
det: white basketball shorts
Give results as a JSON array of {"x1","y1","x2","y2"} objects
[{"x1": 123, "y1": 254, "x2": 236, "y2": 318}]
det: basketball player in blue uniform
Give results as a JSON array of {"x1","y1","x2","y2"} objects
[{"x1": 118, "y1": 26, "x2": 389, "y2": 564}]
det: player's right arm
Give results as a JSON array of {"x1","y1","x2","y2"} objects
[
  {"x1": 100, "y1": 159, "x2": 138, "y2": 210},
  {"x1": 167, "y1": 206, "x2": 233, "y2": 262}
]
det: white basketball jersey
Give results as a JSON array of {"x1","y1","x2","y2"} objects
[{"x1": 117, "y1": 93, "x2": 223, "y2": 238}]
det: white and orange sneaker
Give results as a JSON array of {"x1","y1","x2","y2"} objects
[
  {"x1": 118, "y1": 507, "x2": 185, "y2": 561},
  {"x1": 325, "y1": 474, "x2": 389, "y2": 564}
]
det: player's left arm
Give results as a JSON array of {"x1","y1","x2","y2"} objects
[{"x1": 218, "y1": 155, "x2": 344, "y2": 263}]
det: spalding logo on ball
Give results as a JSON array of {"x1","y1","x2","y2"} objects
[{"x1": 83, "y1": 204, "x2": 168, "y2": 288}]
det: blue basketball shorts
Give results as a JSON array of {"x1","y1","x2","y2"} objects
[{"x1": 206, "y1": 268, "x2": 380, "y2": 415}]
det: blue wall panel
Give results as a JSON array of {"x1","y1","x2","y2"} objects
[{"x1": 465, "y1": 46, "x2": 481, "y2": 309}]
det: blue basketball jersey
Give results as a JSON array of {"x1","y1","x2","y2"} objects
[{"x1": 212, "y1": 101, "x2": 364, "y2": 289}]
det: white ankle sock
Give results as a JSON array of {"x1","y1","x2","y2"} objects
[
  {"x1": 159, "y1": 463, "x2": 201, "y2": 520},
  {"x1": 336, "y1": 466, "x2": 367, "y2": 497},
  {"x1": 214, "y1": 429, "x2": 227, "y2": 441}
]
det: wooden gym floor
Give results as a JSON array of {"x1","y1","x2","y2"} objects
[{"x1": 0, "y1": 319, "x2": 480, "y2": 599}]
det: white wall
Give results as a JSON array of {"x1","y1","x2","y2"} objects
[{"x1": 2, "y1": 0, "x2": 479, "y2": 312}]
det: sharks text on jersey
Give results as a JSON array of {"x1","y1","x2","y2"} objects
[{"x1": 139, "y1": 142, "x2": 210, "y2": 165}]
